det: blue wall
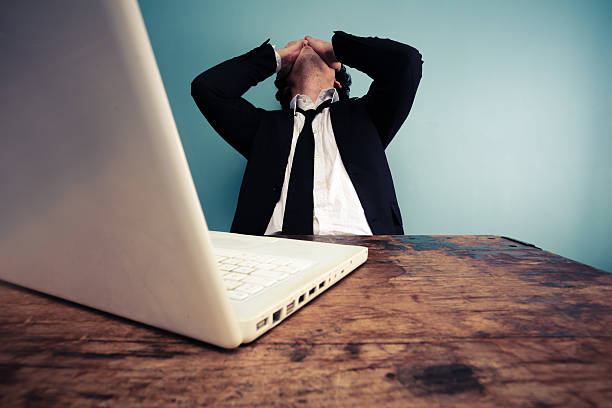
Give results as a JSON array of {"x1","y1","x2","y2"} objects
[{"x1": 139, "y1": 0, "x2": 612, "y2": 272}]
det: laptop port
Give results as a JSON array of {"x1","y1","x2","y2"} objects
[
  {"x1": 273, "y1": 309, "x2": 282, "y2": 323},
  {"x1": 286, "y1": 300, "x2": 295, "y2": 314},
  {"x1": 309, "y1": 287, "x2": 315, "y2": 296},
  {"x1": 256, "y1": 318, "x2": 267, "y2": 330},
  {"x1": 319, "y1": 281, "x2": 325, "y2": 289},
  {"x1": 298, "y1": 294, "x2": 305, "y2": 304}
]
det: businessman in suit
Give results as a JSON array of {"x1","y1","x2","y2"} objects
[{"x1": 191, "y1": 31, "x2": 422, "y2": 235}]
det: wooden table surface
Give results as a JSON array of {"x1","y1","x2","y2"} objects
[{"x1": 1, "y1": 235, "x2": 611, "y2": 407}]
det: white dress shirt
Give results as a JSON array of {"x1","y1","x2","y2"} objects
[{"x1": 264, "y1": 49, "x2": 372, "y2": 235}]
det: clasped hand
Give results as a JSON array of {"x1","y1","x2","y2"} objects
[{"x1": 277, "y1": 36, "x2": 341, "y2": 77}]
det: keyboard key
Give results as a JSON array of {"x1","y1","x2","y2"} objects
[
  {"x1": 274, "y1": 265, "x2": 297, "y2": 274},
  {"x1": 219, "y1": 263, "x2": 236, "y2": 272},
  {"x1": 223, "y1": 279, "x2": 242, "y2": 290},
  {"x1": 228, "y1": 290, "x2": 248, "y2": 300},
  {"x1": 224, "y1": 272, "x2": 248, "y2": 281},
  {"x1": 236, "y1": 283, "x2": 264, "y2": 294},
  {"x1": 252, "y1": 269, "x2": 289, "y2": 280},
  {"x1": 221, "y1": 258, "x2": 242, "y2": 265},
  {"x1": 252, "y1": 269, "x2": 281, "y2": 278},
  {"x1": 243, "y1": 275, "x2": 277, "y2": 287},
  {"x1": 234, "y1": 266, "x2": 255, "y2": 274},
  {"x1": 254, "y1": 263, "x2": 275, "y2": 270}
]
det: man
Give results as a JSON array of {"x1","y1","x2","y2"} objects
[{"x1": 191, "y1": 31, "x2": 422, "y2": 235}]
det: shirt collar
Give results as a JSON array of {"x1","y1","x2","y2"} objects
[{"x1": 289, "y1": 88, "x2": 339, "y2": 113}]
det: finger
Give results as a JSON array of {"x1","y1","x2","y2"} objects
[
  {"x1": 286, "y1": 40, "x2": 302, "y2": 48},
  {"x1": 305, "y1": 35, "x2": 321, "y2": 44}
]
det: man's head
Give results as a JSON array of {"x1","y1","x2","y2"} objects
[{"x1": 275, "y1": 45, "x2": 351, "y2": 109}]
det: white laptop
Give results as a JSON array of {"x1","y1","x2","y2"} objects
[{"x1": 0, "y1": 0, "x2": 367, "y2": 348}]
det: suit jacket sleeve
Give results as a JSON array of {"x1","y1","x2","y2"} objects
[
  {"x1": 190, "y1": 40, "x2": 277, "y2": 158},
  {"x1": 332, "y1": 31, "x2": 423, "y2": 149}
]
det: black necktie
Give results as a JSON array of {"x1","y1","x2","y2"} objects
[{"x1": 282, "y1": 99, "x2": 333, "y2": 235}]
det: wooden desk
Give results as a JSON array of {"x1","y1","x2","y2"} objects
[{"x1": 1, "y1": 235, "x2": 611, "y2": 407}]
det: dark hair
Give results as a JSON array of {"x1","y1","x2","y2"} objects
[{"x1": 274, "y1": 65, "x2": 351, "y2": 110}]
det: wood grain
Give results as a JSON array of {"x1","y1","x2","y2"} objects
[{"x1": 1, "y1": 235, "x2": 611, "y2": 407}]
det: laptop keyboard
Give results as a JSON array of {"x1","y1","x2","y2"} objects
[{"x1": 214, "y1": 249, "x2": 315, "y2": 301}]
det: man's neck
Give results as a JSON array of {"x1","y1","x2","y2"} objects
[{"x1": 291, "y1": 74, "x2": 334, "y2": 108}]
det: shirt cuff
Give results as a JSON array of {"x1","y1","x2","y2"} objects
[{"x1": 272, "y1": 47, "x2": 281, "y2": 74}]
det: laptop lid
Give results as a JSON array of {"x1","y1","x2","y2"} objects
[{"x1": 0, "y1": 0, "x2": 243, "y2": 347}]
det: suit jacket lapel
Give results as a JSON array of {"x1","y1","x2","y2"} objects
[
  {"x1": 271, "y1": 109, "x2": 296, "y2": 185},
  {"x1": 279, "y1": 109, "x2": 294, "y2": 166},
  {"x1": 330, "y1": 101, "x2": 348, "y2": 159},
  {"x1": 329, "y1": 100, "x2": 357, "y2": 177}
]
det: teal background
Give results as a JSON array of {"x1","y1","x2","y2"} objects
[{"x1": 139, "y1": 0, "x2": 612, "y2": 273}]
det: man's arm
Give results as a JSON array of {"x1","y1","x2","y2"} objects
[
  {"x1": 190, "y1": 40, "x2": 306, "y2": 158},
  {"x1": 333, "y1": 31, "x2": 422, "y2": 148},
  {"x1": 190, "y1": 40, "x2": 275, "y2": 158},
  {"x1": 308, "y1": 32, "x2": 423, "y2": 149}
]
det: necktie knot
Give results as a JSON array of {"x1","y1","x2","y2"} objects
[{"x1": 295, "y1": 99, "x2": 332, "y2": 122}]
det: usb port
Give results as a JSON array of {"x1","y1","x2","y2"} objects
[
  {"x1": 309, "y1": 287, "x2": 315, "y2": 296},
  {"x1": 256, "y1": 318, "x2": 267, "y2": 330},
  {"x1": 286, "y1": 300, "x2": 295, "y2": 314},
  {"x1": 273, "y1": 309, "x2": 282, "y2": 323},
  {"x1": 319, "y1": 281, "x2": 325, "y2": 289},
  {"x1": 298, "y1": 294, "x2": 305, "y2": 304}
]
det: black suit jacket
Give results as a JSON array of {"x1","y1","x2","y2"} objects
[{"x1": 191, "y1": 31, "x2": 422, "y2": 235}]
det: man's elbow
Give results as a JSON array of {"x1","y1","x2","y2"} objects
[
  {"x1": 394, "y1": 47, "x2": 423, "y2": 86},
  {"x1": 190, "y1": 73, "x2": 208, "y2": 98},
  {"x1": 397, "y1": 45, "x2": 423, "y2": 74},
  {"x1": 191, "y1": 72, "x2": 219, "y2": 106}
]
